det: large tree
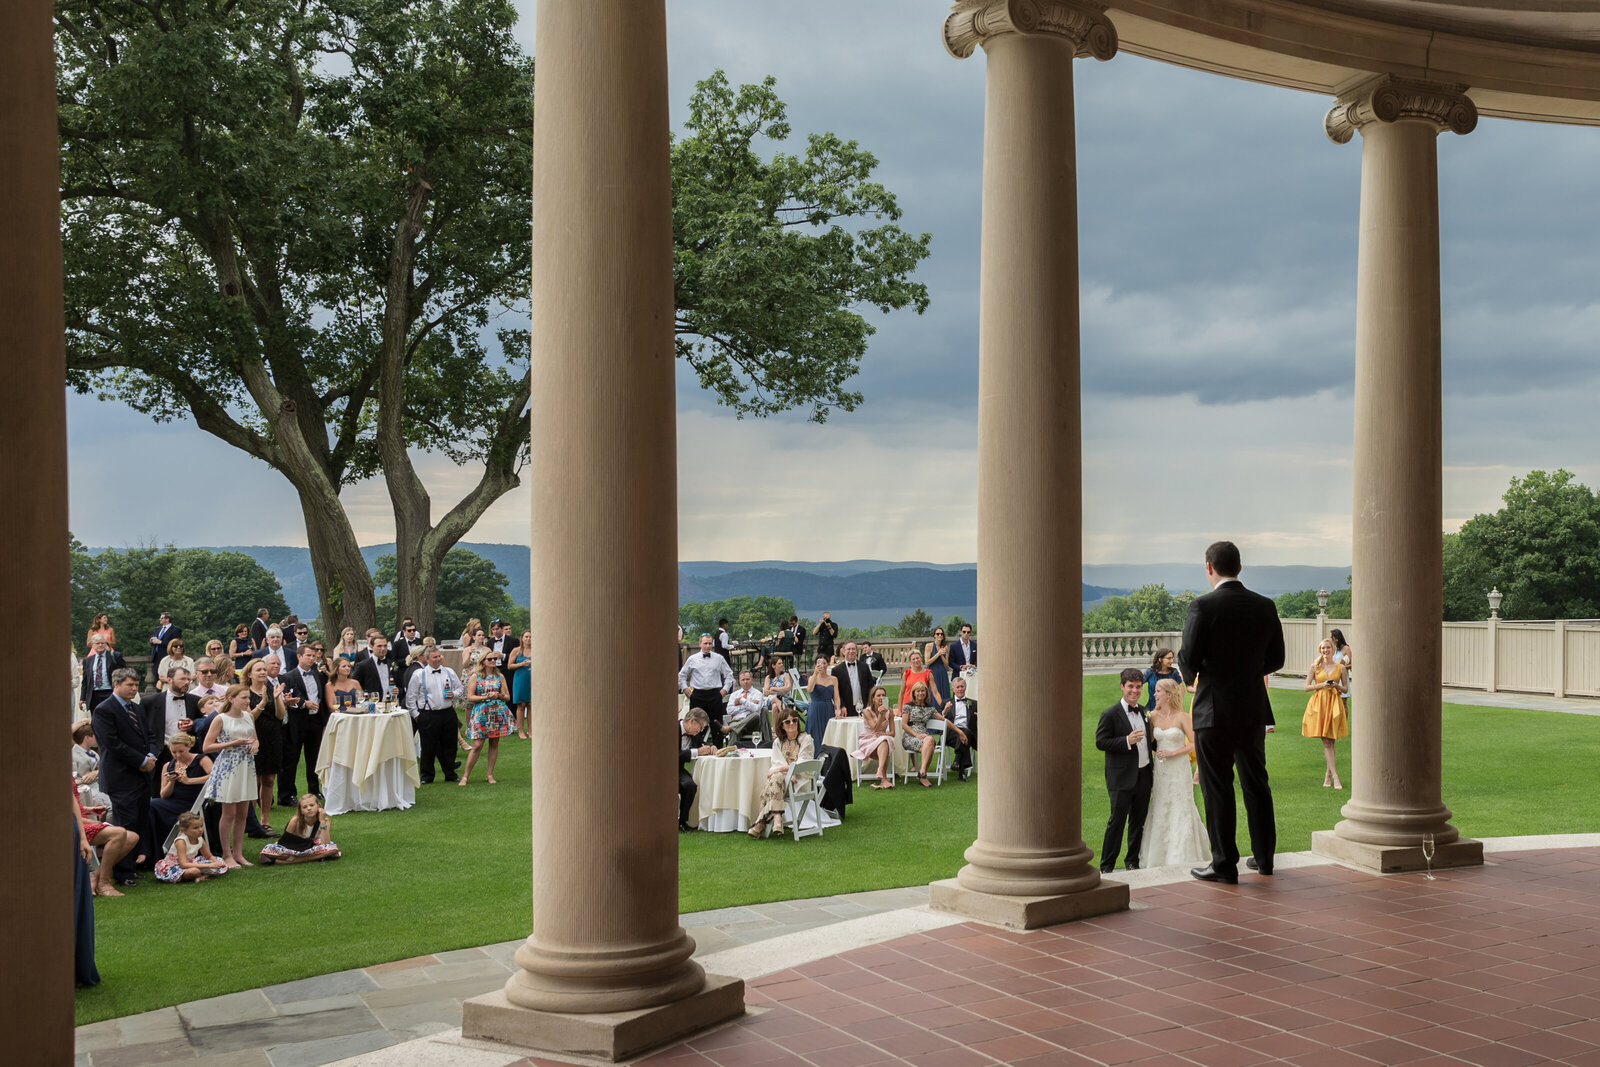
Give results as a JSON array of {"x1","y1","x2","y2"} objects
[
  {"x1": 60, "y1": 0, "x2": 931, "y2": 636},
  {"x1": 1445, "y1": 469, "x2": 1600, "y2": 619}
]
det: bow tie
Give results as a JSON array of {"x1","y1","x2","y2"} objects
[{"x1": 430, "y1": 668, "x2": 442, "y2": 674}]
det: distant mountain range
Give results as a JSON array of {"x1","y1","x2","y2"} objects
[{"x1": 88, "y1": 545, "x2": 1348, "y2": 620}]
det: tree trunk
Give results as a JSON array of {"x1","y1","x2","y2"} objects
[{"x1": 295, "y1": 483, "x2": 377, "y2": 640}]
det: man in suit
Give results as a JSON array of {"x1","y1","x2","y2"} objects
[
  {"x1": 390, "y1": 618, "x2": 417, "y2": 668},
  {"x1": 831, "y1": 641, "x2": 873, "y2": 715},
  {"x1": 407, "y1": 645, "x2": 462, "y2": 783},
  {"x1": 80, "y1": 633, "x2": 126, "y2": 712},
  {"x1": 279, "y1": 644, "x2": 327, "y2": 804},
  {"x1": 148, "y1": 613, "x2": 182, "y2": 664},
  {"x1": 140, "y1": 666, "x2": 200, "y2": 796},
  {"x1": 252, "y1": 626, "x2": 294, "y2": 674},
  {"x1": 679, "y1": 709, "x2": 716, "y2": 832},
  {"x1": 250, "y1": 608, "x2": 271, "y2": 649},
  {"x1": 714, "y1": 619, "x2": 736, "y2": 665},
  {"x1": 1179, "y1": 540, "x2": 1286, "y2": 883},
  {"x1": 1095, "y1": 668, "x2": 1155, "y2": 873},
  {"x1": 948, "y1": 623, "x2": 978, "y2": 675},
  {"x1": 490, "y1": 620, "x2": 518, "y2": 658},
  {"x1": 788, "y1": 616, "x2": 806, "y2": 664},
  {"x1": 944, "y1": 675, "x2": 978, "y2": 781},
  {"x1": 92, "y1": 668, "x2": 157, "y2": 884},
  {"x1": 352, "y1": 634, "x2": 396, "y2": 697}
]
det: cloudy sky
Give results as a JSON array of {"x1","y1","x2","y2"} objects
[{"x1": 66, "y1": 1, "x2": 1600, "y2": 566}]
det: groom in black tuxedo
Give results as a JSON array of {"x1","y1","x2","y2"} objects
[
  {"x1": 1095, "y1": 668, "x2": 1154, "y2": 873},
  {"x1": 1180, "y1": 540, "x2": 1286, "y2": 883}
]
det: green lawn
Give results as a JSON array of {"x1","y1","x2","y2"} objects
[{"x1": 75, "y1": 676, "x2": 1600, "y2": 1025}]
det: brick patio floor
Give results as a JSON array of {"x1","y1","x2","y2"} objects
[{"x1": 502, "y1": 847, "x2": 1600, "y2": 1067}]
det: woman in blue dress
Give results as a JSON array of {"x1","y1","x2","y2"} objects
[
  {"x1": 507, "y1": 629, "x2": 532, "y2": 740},
  {"x1": 805, "y1": 655, "x2": 839, "y2": 755},
  {"x1": 1142, "y1": 648, "x2": 1183, "y2": 709},
  {"x1": 924, "y1": 627, "x2": 953, "y2": 708}
]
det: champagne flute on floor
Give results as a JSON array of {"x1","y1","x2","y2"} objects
[{"x1": 1421, "y1": 832, "x2": 1436, "y2": 880}]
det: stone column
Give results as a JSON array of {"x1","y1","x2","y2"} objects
[
  {"x1": 1312, "y1": 77, "x2": 1482, "y2": 874},
  {"x1": 460, "y1": 0, "x2": 742, "y2": 1059},
  {"x1": 930, "y1": 0, "x2": 1128, "y2": 929},
  {"x1": 0, "y1": 0, "x2": 74, "y2": 1059}
]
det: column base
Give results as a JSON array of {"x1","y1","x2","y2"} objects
[
  {"x1": 1311, "y1": 830, "x2": 1483, "y2": 874},
  {"x1": 929, "y1": 877, "x2": 1129, "y2": 930},
  {"x1": 461, "y1": 973, "x2": 745, "y2": 1063}
]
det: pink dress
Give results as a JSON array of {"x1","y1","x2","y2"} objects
[{"x1": 851, "y1": 711, "x2": 897, "y2": 763}]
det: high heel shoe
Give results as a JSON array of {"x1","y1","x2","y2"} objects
[{"x1": 747, "y1": 813, "x2": 772, "y2": 839}]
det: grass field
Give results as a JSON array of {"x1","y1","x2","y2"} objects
[{"x1": 75, "y1": 675, "x2": 1600, "y2": 1024}]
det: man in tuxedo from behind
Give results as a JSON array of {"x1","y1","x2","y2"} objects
[
  {"x1": 831, "y1": 641, "x2": 873, "y2": 715},
  {"x1": 149, "y1": 612, "x2": 182, "y2": 664},
  {"x1": 352, "y1": 634, "x2": 396, "y2": 697},
  {"x1": 140, "y1": 666, "x2": 200, "y2": 796},
  {"x1": 948, "y1": 623, "x2": 978, "y2": 675},
  {"x1": 279, "y1": 645, "x2": 328, "y2": 804},
  {"x1": 80, "y1": 633, "x2": 126, "y2": 712},
  {"x1": 944, "y1": 675, "x2": 978, "y2": 781},
  {"x1": 93, "y1": 668, "x2": 156, "y2": 884},
  {"x1": 1095, "y1": 668, "x2": 1154, "y2": 873},
  {"x1": 1180, "y1": 540, "x2": 1286, "y2": 883}
]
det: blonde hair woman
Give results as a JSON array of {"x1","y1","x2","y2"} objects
[
  {"x1": 1137, "y1": 678, "x2": 1210, "y2": 867},
  {"x1": 1301, "y1": 638, "x2": 1348, "y2": 788}
]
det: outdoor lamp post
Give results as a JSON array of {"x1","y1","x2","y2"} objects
[
  {"x1": 1316, "y1": 589, "x2": 1330, "y2": 617},
  {"x1": 1487, "y1": 587, "x2": 1503, "y2": 619}
]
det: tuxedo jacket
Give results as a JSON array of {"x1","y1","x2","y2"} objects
[
  {"x1": 92, "y1": 693, "x2": 153, "y2": 801},
  {"x1": 280, "y1": 666, "x2": 328, "y2": 716},
  {"x1": 79, "y1": 649, "x2": 127, "y2": 706},
  {"x1": 861, "y1": 652, "x2": 887, "y2": 674},
  {"x1": 948, "y1": 640, "x2": 978, "y2": 672},
  {"x1": 389, "y1": 636, "x2": 413, "y2": 669},
  {"x1": 139, "y1": 690, "x2": 201, "y2": 749},
  {"x1": 492, "y1": 634, "x2": 519, "y2": 658},
  {"x1": 352, "y1": 655, "x2": 397, "y2": 697},
  {"x1": 830, "y1": 660, "x2": 874, "y2": 713},
  {"x1": 1178, "y1": 581, "x2": 1285, "y2": 732},
  {"x1": 150, "y1": 623, "x2": 183, "y2": 656},
  {"x1": 1095, "y1": 701, "x2": 1154, "y2": 792}
]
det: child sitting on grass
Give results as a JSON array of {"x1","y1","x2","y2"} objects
[
  {"x1": 154, "y1": 812, "x2": 229, "y2": 883},
  {"x1": 258, "y1": 794, "x2": 342, "y2": 864}
]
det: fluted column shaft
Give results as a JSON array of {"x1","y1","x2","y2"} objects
[
  {"x1": 508, "y1": 0, "x2": 699, "y2": 1014},
  {"x1": 0, "y1": 0, "x2": 74, "y2": 1058},
  {"x1": 932, "y1": 0, "x2": 1128, "y2": 927},
  {"x1": 1315, "y1": 77, "x2": 1482, "y2": 872}
]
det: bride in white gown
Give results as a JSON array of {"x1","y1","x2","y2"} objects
[{"x1": 1139, "y1": 678, "x2": 1210, "y2": 867}]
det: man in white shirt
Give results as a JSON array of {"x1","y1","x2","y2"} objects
[
  {"x1": 407, "y1": 646, "x2": 463, "y2": 783},
  {"x1": 140, "y1": 667, "x2": 198, "y2": 795},
  {"x1": 679, "y1": 634, "x2": 734, "y2": 739},
  {"x1": 353, "y1": 635, "x2": 395, "y2": 697},
  {"x1": 279, "y1": 645, "x2": 328, "y2": 805},
  {"x1": 1094, "y1": 668, "x2": 1154, "y2": 873},
  {"x1": 944, "y1": 676, "x2": 978, "y2": 781},
  {"x1": 830, "y1": 641, "x2": 873, "y2": 715},
  {"x1": 949, "y1": 624, "x2": 978, "y2": 675},
  {"x1": 253, "y1": 626, "x2": 293, "y2": 673},
  {"x1": 725, "y1": 670, "x2": 769, "y2": 745}
]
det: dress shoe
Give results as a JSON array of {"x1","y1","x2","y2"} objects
[
  {"x1": 678, "y1": 823, "x2": 699, "y2": 834},
  {"x1": 444, "y1": 775, "x2": 460, "y2": 783},
  {"x1": 1124, "y1": 861, "x2": 1140, "y2": 870},
  {"x1": 1246, "y1": 857, "x2": 1273, "y2": 875},
  {"x1": 1190, "y1": 864, "x2": 1238, "y2": 884},
  {"x1": 116, "y1": 877, "x2": 140, "y2": 887},
  {"x1": 1100, "y1": 865, "x2": 1115, "y2": 874},
  {"x1": 956, "y1": 768, "x2": 969, "y2": 782},
  {"x1": 246, "y1": 829, "x2": 277, "y2": 839},
  {"x1": 419, "y1": 776, "x2": 434, "y2": 785}
]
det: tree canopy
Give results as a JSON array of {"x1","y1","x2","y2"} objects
[
  {"x1": 1082, "y1": 585, "x2": 1195, "y2": 634},
  {"x1": 1444, "y1": 469, "x2": 1600, "y2": 619},
  {"x1": 679, "y1": 596, "x2": 795, "y2": 642},
  {"x1": 1274, "y1": 580, "x2": 1352, "y2": 620},
  {"x1": 895, "y1": 609, "x2": 934, "y2": 637},
  {"x1": 60, "y1": 0, "x2": 932, "y2": 637},
  {"x1": 373, "y1": 547, "x2": 526, "y2": 640},
  {"x1": 70, "y1": 536, "x2": 290, "y2": 652}
]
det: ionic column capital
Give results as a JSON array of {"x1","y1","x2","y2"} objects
[
  {"x1": 1324, "y1": 76, "x2": 1478, "y2": 144},
  {"x1": 943, "y1": 0, "x2": 1117, "y2": 61}
]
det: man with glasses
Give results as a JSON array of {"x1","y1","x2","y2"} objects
[
  {"x1": 190, "y1": 658, "x2": 227, "y2": 699},
  {"x1": 949, "y1": 623, "x2": 978, "y2": 675},
  {"x1": 391, "y1": 618, "x2": 417, "y2": 666}
]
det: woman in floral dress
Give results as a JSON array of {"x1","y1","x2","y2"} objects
[
  {"x1": 460, "y1": 650, "x2": 512, "y2": 786},
  {"x1": 749, "y1": 709, "x2": 814, "y2": 839}
]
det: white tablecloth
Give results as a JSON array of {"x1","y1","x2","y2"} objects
[
  {"x1": 822, "y1": 716, "x2": 908, "y2": 776},
  {"x1": 687, "y1": 749, "x2": 839, "y2": 833},
  {"x1": 315, "y1": 710, "x2": 420, "y2": 815}
]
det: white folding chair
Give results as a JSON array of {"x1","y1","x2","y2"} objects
[
  {"x1": 902, "y1": 719, "x2": 949, "y2": 785},
  {"x1": 783, "y1": 758, "x2": 825, "y2": 840}
]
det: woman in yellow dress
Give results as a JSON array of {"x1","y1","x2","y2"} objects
[{"x1": 1301, "y1": 638, "x2": 1349, "y2": 789}]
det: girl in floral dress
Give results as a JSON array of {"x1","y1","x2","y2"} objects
[
  {"x1": 154, "y1": 812, "x2": 228, "y2": 883},
  {"x1": 259, "y1": 795, "x2": 341, "y2": 864},
  {"x1": 460, "y1": 651, "x2": 512, "y2": 786}
]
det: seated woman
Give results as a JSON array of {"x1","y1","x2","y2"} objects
[
  {"x1": 761, "y1": 654, "x2": 793, "y2": 742},
  {"x1": 749, "y1": 709, "x2": 815, "y2": 839},
  {"x1": 898, "y1": 681, "x2": 942, "y2": 787},
  {"x1": 72, "y1": 782, "x2": 136, "y2": 898},
  {"x1": 154, "y1": 811, "x2": 229, "y2": 883},
  {"x1": 259, "y1": 795, "x2": 342, "y2": 864},
  {"x1": 71, "y1": 720, "x2": 114, "y2": 815},
  {"x1": 852, "y1": 686, "x2": 898, "y2": 790},
  {"x1": 150, "y1": 732, "x2": 212, "y2": 849}
]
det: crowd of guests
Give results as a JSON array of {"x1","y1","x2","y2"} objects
[{"x1": 675, "y1": 623, "x2": 982, "y2": 836}]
